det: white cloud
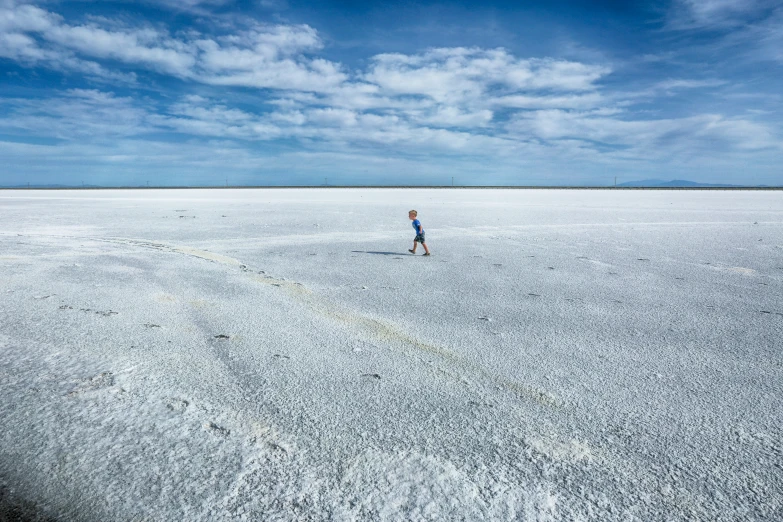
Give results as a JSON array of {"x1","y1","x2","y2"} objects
[
  {"x1": 304, "y1": 108, "x2": 358, "y2": 127},
  {"x1": 0, "y1": 2, "x2": 57, "y2": 33},
  {"x1": 0, "y1": 3, "x2": 614, "y2": 114},
  {"x1": 1, "y1": 1, "x2": 779, "y2": 179},
  {"x1": 665, "y1": 0, "x2": 783, "y2": 68},
  {"x1": 668, "y1": 0, "x2": 773, "y2": 29},
  {"x1": 653, "y1": 79, "x2": 727, "y2": 90},
  {"x1": 0, "y1": 89, "x2": 149, "y2": 139},
  {"x1": 0, "y1": 2, "x2": 344, "y2": 90},
  {"x1": 411, "y1": 106, "x2": 494, "y2": 128},
  {"x1": 748, "y1": 7, "x2": 783, "y2": 62},
  {"x1": 196, "y1": 25, "x2": 321, "y2": 71},
  {"x1": 46, "y1": 24, "x2": 196, "y2": 76},
  {"x1": 0, "y1": 4, "x2": 137, "y2": 82},
  {"x1": 508, "y1": 109, "x2": 779, "y2": 157},
  {"x1": 0, "y1": 2, "x2": 194, "y2": 76},
  {"x1": 522, "y1": 59, "x2": 610, "y2": 91},
  {"x1": 492, "y1": 93, "x2": 604, "y2": 110},
  {"x1": 0, "y1": 30, "x2": 45, "y2": 60},
  {"x1": 365, "y1": 48, "x2": 610, "y2": 104},
  {"x1": 197, "y1": 42, "x2": 347, "y2": 91}
]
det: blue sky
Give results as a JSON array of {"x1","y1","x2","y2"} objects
[{"x1": 0, "y1": 0, "x2": 781, "y2": 186}]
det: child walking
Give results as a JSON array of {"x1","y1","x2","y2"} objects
[{"x1": 408, "y1": 210, "x2": 431, "y2": 256}]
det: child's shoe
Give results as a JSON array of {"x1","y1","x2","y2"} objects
[
  {"x1": 422, "y1": 253, "x2": 431, "y2": 256},
  {"x1": 408, "y1": 249, "x2": 415, "y2": 254}
]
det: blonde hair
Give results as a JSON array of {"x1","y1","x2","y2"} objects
[{"x1": 409, "y1": 210, "x2": 417, "y2": 216}]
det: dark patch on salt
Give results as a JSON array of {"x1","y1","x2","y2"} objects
[
  {"x1": 204, "y1": 422, "x2": 230, "y2": 437},
  {"x1": 0, "y1": 482, "x2": 57, "y2": 522}
]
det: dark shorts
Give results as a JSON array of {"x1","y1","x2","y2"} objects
[{"x1": 414, "y1": 233, "x2": 426, "y2": 243}]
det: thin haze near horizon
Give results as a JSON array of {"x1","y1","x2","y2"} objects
[{"x1": 0, "y1": 0, "x2": 781, "y2": 187}]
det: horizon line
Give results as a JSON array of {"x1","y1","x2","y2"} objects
[{"x1": 1, "y1": 185, "x2": 781, "y2": 191}]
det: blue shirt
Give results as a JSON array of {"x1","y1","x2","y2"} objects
[{"x1": 412, "y1": 219, "x2": 423, "y2": 235}]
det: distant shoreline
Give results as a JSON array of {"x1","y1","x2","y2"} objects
[{"x1": 1, "y1": 186, "x2": 781, "y2": 191}]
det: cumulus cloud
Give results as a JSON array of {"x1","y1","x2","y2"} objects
[
  {"x1": 1, "y1": 3, "x2": 611, "y2": 106},
  {"x1": 0, "y1": 2, "x2": 344, "y2": 89},
  {"x1": 0, "y1": 4, "x2": 137, "y2": 81},
  {"x1": 365, "y1": 48, "x2": 610, "y2": 103},
  {"x1": 1, "y1": 0, "x2": 779, "y2": 174}
]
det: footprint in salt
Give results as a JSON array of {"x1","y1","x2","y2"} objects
[
  {"x1": 468, "y1": 400, "x2": 495, "y2": 409},
  {"x1": 68, "y1": 371, "x2": 115, "y2": 397},
  {"x1": 204, "y1": 422, "x2": 230, "y2": 437},
  {"x1": 165, "y1": 398, "x2": 189, "y2": 412}
]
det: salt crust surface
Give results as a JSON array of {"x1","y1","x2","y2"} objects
[{"x1": 0, "y1": 189, "x2": 781, "y2": 521}]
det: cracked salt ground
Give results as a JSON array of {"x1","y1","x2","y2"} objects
[{"x1": 1, "y1": 188, "x2": 783, "y2": 520}]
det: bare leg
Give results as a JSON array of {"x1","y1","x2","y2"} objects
[
  {"x1": 410, "y1": 242, "x2": 417, "y2": 253},
  {"x1": 422, "y1": 242, "x2": 430, "y2": 254}
]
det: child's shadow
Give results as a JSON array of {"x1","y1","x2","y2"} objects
[{"x1": 352, "y1": 251, "x2": 409, "y2": 256}]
